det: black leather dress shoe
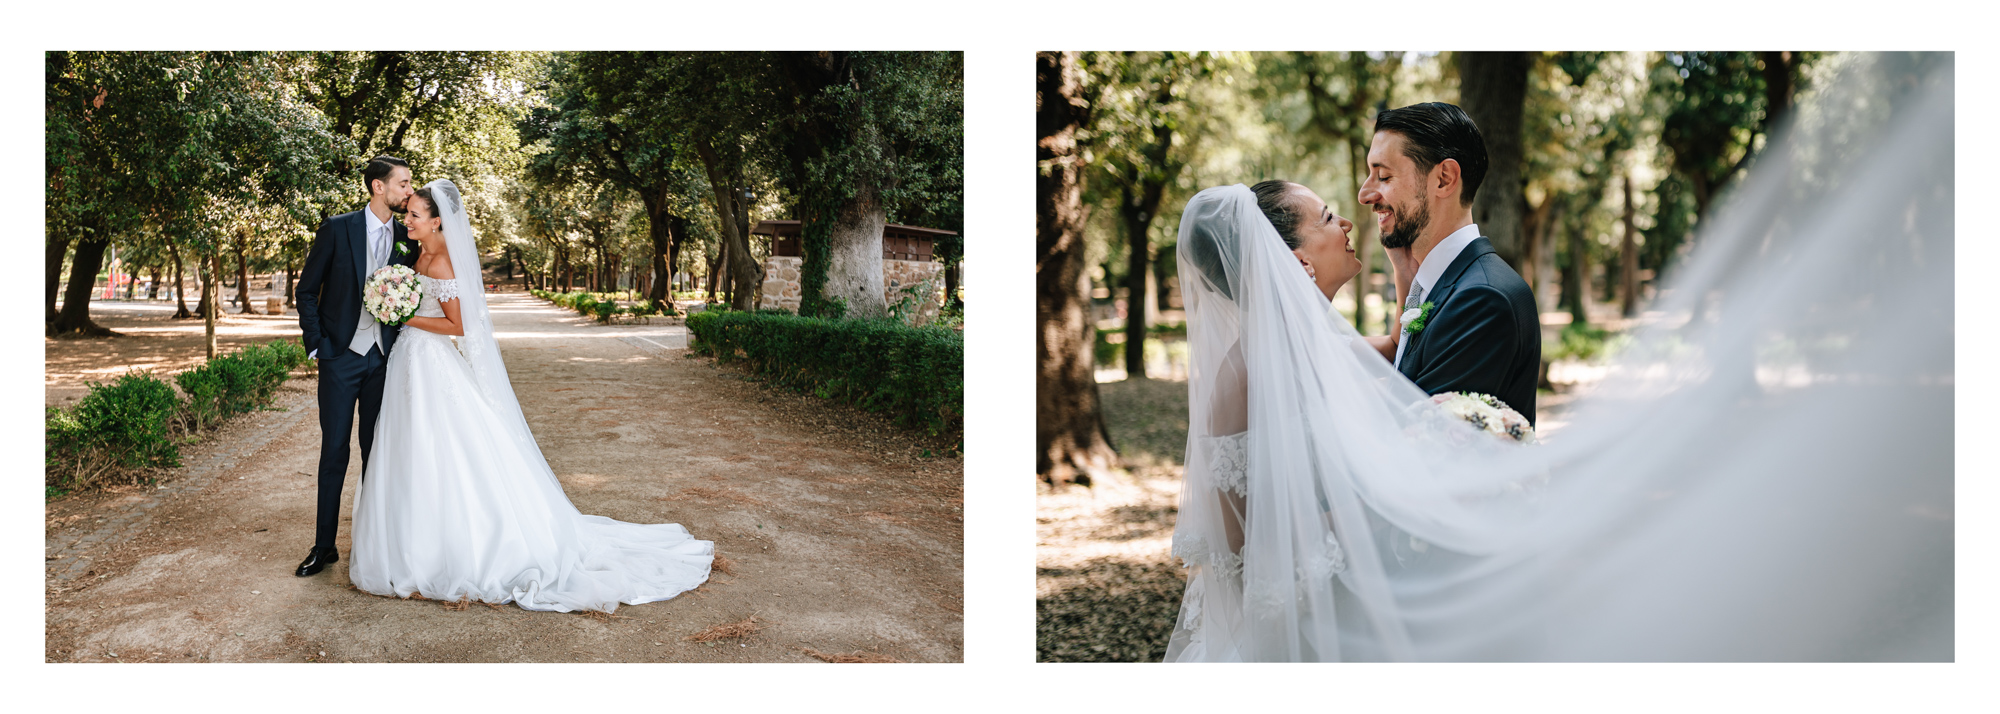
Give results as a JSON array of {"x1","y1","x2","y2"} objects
[{"x1": 295, "y1": 548, "x2": 339, "y2": 577}]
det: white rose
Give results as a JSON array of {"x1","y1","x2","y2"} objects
[{"x1": 1401, "y1": 307, "x2": 1421, "y2": 324}]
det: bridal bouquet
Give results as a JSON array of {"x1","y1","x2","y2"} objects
[
  {"x1": 364, "y1": 264, "x2": 423, "y2": 326},
  {"x1": 1431, "y1": 392, "x2": 1535, "y2": 444}
]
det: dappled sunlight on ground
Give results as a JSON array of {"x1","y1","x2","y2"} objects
[{"x1": 1037, "y1": 377, "x2": 1189, "y2": 662}]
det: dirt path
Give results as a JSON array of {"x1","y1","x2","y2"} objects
[{"x1": 45, "y1": 291, "x2": 963, "y2": 662}]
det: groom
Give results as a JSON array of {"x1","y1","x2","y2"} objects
[
  {"x1": 293, "y1": 156, "x2": 421, "y2": 577},
  {"x1": 1362, "y1": 103, "x2": 1540, "y2": 423}
]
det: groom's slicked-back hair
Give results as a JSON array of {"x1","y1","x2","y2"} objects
[
  {"x1": 1374, "y1": 103, "x2": 1488, "y2": 206},
  {"x1": 362, "y1": 156, "x2": 410, "y2": 196}
]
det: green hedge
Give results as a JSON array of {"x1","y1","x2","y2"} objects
[
  {"x1": 687, "y1": 309, "x2": 963, "y2": 439},
  {"x1": 45, "y1": 338, "x2": 311, "y2": 498},
  {"x1": 531, "y1": 288, "x2": 678, "y2": 323}
]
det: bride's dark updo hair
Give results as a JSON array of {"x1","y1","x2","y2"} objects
[
  {"x1": 1250, "y1": 179, "x2": 1304, "y2": 250},
  {"x1": 1186, "y1": 181, "x2": 1305, "y2": 301},
  {"x1": 411, "y1": 186, "x2": 440, "y2": 221}
]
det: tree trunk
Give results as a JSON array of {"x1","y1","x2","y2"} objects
[
  {"x1": 652, "y1": 213, "x2": 686, "y2": 304},
  {"x1": 206, "y1": 251, "x2": 222, "y2": 358},
  {"x1": 234, "y1": 229, "x2": 254, "y2": 314},
  {"x1": 1561, "y1": 214, "x2": 1590, "y2": 327},
  {"x1": 639, "y1": 195, "x2": 675, "y2": 304},
  {"x1": 47, "y1": 234, "x2": 73, "y2": 328},
  {"x1": 1119, "y1": 188, "x2": 1159, "y2": 379},
  {"x1": 944, "y1": 260, "x2": 962, "y2": 311},
  {"x1": 285, "y1": 252, "x2": 299, "y2": 307},
  {"x1": 1620, "y1": 173, "x2": 1640, "y2": 318},
  {"x1": 169, "y1": 241, "x2": 191, "y2": 319},
  {"x1": 825, "y1": 190, "x2": 886, "y2": 318},
  {"x1": 704, "y1": 241, "x2": 723, "y2": 303},
  {"x1": 1036, "y1": 51, "x2": 1116, "y2": 486},
  {"x1": 692, "y1": 138, "x2": 765, "y2": 312},
  {"x1": 53, "y1": 235, "x2": 113, "y2": 336},
  {"x1": 1760, "y1": 52, "x2": 1796, "y2": 133},
  {"x1": 147, "y1": 265, "x2": 161, "y2": 300},
  {"x1": 1456, "y1": 51, "x2": 1531, "y2": 270}
]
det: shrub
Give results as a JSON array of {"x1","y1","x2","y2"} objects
[
  {"x1": 174, "y1": 363, "x2": 227, "y2": 431},
  {"x1": 50, "y1": 340, "x2": 308, "y2": 498},
  {"x1": 591, "y1": 298, "x2": 621, "y2": 324},
  {"x1": 1545, "y1": 323, "x2": 1626, "y2": 363},
  {"x1": 46, "y1": 372, "x2": 182, "y2": 494},
  {"x1": 687, "y1": 311, "x2": 963, "y2": 439}
]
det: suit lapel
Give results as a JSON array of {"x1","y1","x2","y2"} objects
[
  {"x1": 1404, "y1": 237, "x2": 1496, "y2": 373},
  {"x1": 348, "y1": 210, "x2": 370, "y2": 293}
]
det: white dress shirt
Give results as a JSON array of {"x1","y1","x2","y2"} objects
[{"x1": 1394, "y1": 223, "x2": 1482, "y2": 370}]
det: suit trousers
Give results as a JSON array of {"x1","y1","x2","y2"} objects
[{"x1": 314, "y1": 343, "x2": 388, "y2": 552}]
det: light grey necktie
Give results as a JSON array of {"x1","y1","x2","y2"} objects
[
  {"x1": 371, "y1": 224, "x2": 389, "y2": 273},
  {"x1": 350, "y1": 223, "x2": 389, "y2": 356},
  {"x1": 1394, "y1": 283, "x2": 1425, "y2": 369}
]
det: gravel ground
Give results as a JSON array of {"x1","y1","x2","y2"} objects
[
  {"x1": 45, "y1": 289, "x2": 963, "y2": 663},
  {"x1": 1036, "y1": 378, "x2": 1188, "y2": 662}
]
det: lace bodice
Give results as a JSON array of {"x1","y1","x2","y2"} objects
[
  {"x1": 1203, "y1": 431, "x2": 1249, "y2": 496},
  {"x1": 415, "y1": 275, "x2": 461, "y2": 318}
]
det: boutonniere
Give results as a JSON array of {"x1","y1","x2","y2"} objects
[
  {"x1": 1401, "y1": 301, "x2": 1437, "y2": 335},
  {"x1": 395, "y1": 241, "x2": 412, "y2": 256}
]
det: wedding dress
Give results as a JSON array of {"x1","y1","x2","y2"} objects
[
  {"x1": 1164, "y1": 53, "x2": 1951, "y2": 661},
  {"x1": 349, "y1": 180, "x2": 712, "y2": 613}
]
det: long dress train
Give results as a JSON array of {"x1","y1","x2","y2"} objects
[{"x1": 350, "y1": 274, "x2": 712, "y2": 612}]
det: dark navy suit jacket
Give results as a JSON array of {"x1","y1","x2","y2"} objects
[
  {"x1": 1396, "y1": 237, "x2": 1542, "y2": 424},
  {"x1": 295, "y1": 208, "x2": 419, "y2": 360}
]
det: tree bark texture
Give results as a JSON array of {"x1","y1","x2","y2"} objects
[
  {"x1": 53, "y1": 235, "x2": 112, "y2": 336},
  {"x1": 46, "y1": 234, "x2": 72, "y2": 327},
  {"x1": 1620, "y1": 173, "x2": 1640, "y2": 317},
  {"x1": 1456, "y1": 51, "x2": 1531, "y2": 269},
  {"x1": 169, "y1": 241, "x2": 191, "y2": 319},
  {"x1": 1120, "y1": 187, "x2": 1159, "y2": 379},
  {"x1": 206, "y1": 251, "x2": 221, "y2": 358},
  {"x1": 1036, "y1": 51, "x2": 1116, "y2": 485},
  {"x1": 693, "y1": 139, "x2": 765, "y2": 312},
  {"x1": 826, "y1": 191, "x2": 887, "y2": 318},
  {"x1": 234, "y1": 229, "x2": 253, "y2": 313},
  {"x1": 1561, "y1": 211, "x2": 1590, "y2": 327}
]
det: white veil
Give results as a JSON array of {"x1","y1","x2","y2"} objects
[
  {"x1": 1165, "y1": 52, "x2": 1951, "y2": 662},
  {"x1": 424, "y1": 178, "x2": 575, "y2": 501}
]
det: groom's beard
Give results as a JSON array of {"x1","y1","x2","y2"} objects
[{"x1": 1378, "y1": 198, "x2": 1429, "y2": 249}]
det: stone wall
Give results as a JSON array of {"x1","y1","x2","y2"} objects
[
  {"x1": 760, "y1": 256, "x2": 805, "y2": 312},
  {"x1": 761, "y1": 255, "x2": 943, "y2": 323}
]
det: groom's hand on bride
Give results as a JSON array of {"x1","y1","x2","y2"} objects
[{"x1": 1386, "y1": 245, "x2": 1416, "y2": 301}]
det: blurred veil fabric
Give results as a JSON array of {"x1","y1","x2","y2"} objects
[
  {"x1": 1165, "y1": 53, "x2": 1951, "y2": 661},
  {"x1": 349, "y1": 179, "x2": 713, "y2": 613}
]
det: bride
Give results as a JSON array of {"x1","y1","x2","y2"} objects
[
  {"x1": 348, "y1": 179, "x2": 712, "y2": 613},
  {"x1": 1164, "y1": 52, "x2": 1951, "y2": 661}
]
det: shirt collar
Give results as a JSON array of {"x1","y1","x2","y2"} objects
[
  {"x1": 1413, "y1": 223, "x2": 1482, "y2": 295},
  {"x1": 364, "y1": 206, "x2": 393, "y2": 236}
]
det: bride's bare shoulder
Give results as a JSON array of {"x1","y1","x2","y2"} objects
[{"x1": 420, "y1": 248, "x2": 456, "y2": 280}]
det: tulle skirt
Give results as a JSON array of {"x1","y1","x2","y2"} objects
[{"x1": 349, "y1": 328, "x2": 712, "y2": 612}]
